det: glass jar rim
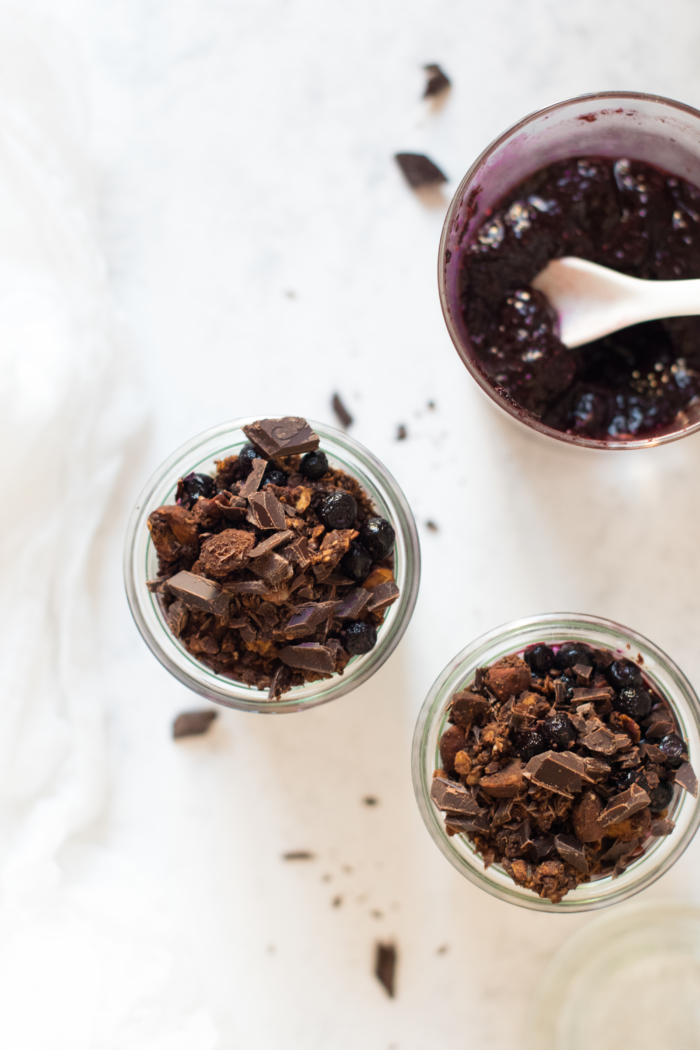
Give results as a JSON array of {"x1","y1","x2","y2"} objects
[
  {"x1": 412, "y1": 612, "x2": 700, "y2": 912},
  {"x1": 124, "y1": 417, "x2": 420, "y2": 713},
  {"x1": 438, "y1": 90, "x2": 700, "y2": 451}
]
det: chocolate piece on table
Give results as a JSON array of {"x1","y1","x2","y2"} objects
[
  {"x1": 651, "y1": 818, "x2": 676, "y2": 836},
  {"x1": 331, "y1": 393, "x2": 353, "y2": 429},
  {"x1": 247, "y1": 490, "x2": 287, "y2": 530},
  {"x1": 223, "y1": 579, "x2": 269, "y2": 595},
  {"x1": 282, "y1": 535, "x2": 311, "y2": 569},
  {"x1": 599, "y1": 783, "x2": 651, "y2": 827},
  {"x1": 430, "y1": 777, "x2": 483, "y2": 815},
  {"x1": 554, "y1": 834, "x2": 589, "y2": 874},
  {"x1": 579, "y1": 727, "x2": 631, "y2": 755},
  {"x1": 167, "y1": 570, "x2": 230, "y2": 617},
  {"x1": 674, "y1": 761, "x2": 698, "y2": 797},
  {"x1": 249, "y1": 530, "x2": 294, "y2": 558},
  {"x1": 366, "y1": 580, "x2": 401, "y2": 613},
  {"x1": 242, "y1": 416, "x2": 319, "y2": 458},
  {"x1": 450, "y1": 691, "x2": 491, "y2": 729},
  {"x1": 479, "y1": 760, "x2": 524, "y2": 798},
  {"x1": 395, "y1": 152, "x2": 447, "y2": 189},
  {"x1": 375, "y1": 943, "x2": 396, "y2": 998},
  {"x1": 239, "y1": 456, "x2": 267, "y2": 497},
  {"x1": 199, "y1": 529, "x2": 256, "y2": 576},
  {"x1": 524, "y1": 750, "x2": 590, "y2": 797},
  {"x1": 173, "y1": 710, "x2": 218, "y2": 739},
  {"x1": 334, "y1": 587, "x2": 372, "y2": 620},
  {"x1": 278, "y1": 642, "x2": 335, "y2": 673},
  {"x1": 250, "y1": 550, "x2": 294, "y2": 586},
  {"x1": 166, "y1": 599, "x2": 188, "y2": 637},
  {"x1": 219, "y1": 496, "x2": 248, "y2": 521},
  {"x1": 423, "y1": 63, "x2": 450, "y2": 98}
]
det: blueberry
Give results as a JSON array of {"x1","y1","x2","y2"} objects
[
  {"x1": 182, "y1": 472, "x2": 216, "y2": 502},
  {"x1": 614, "y1": 686, "x2": 652, "y2": 721},
  {"x1": 262, "y1": 467, "x2": 288, "y2": 487},
  {"x1": 341, "y1": 620, "x2": 377, "y2": 656},
  {"x1": 524, "y1": 644, "x2": 555, "y2": 676},
  {"x1": 300, "y1": 450, "x2": 329, "y2": 480},
  {"x1": 658, "y1": 733, "x2": 686, "y2": 769},
  {"x1": 359, "y1": 517, "x2": 395, "y2": 560},
  {"x1": 319, "y1": 491, "x2": 357, "y2": 530},
  {"x1": 649, "y1": 780, "x2": 674, "y2": 811},
  {"x1": 606, "y1": 659, "x2": 643, "y2": 691},
  {"x1": 541, "y1": 712, "x2": 576, "y2": 750},
  {"x1": 554, "y1": 642, "x2": 592, "y2": 670},
  {"x1": 340, "y1": 541, "x2": 372, "y2": 581},
  {"x1": 237, "y1": 443, "x2": 259, "y2": 477},
  {"x1": 616, "y1": 768, "x2": 655, "y2": 795},
  {"x1": 511, "y1": 728, "x2": 547, "y2": 761}
]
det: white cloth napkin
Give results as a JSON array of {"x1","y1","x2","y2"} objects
[{"x1": 0, "y1": 14, "x2": 218, "y2": 1048}]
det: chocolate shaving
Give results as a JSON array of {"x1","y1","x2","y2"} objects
[
  {"x1": 331, "y1": 393, "x2": 353, "y2": 429},
  {"x1": 173, "y1": 710, "x2": 218, "y2": 738},
  {"x1": 599, "y1": 784, "x2": 650, "y2": 827},
  {"x1": 395, "y1": 152, "x2": 447, "y2": 189},
  {"x1": 239, "y1": 456, "x2": 266, "y2": 497},
  {"x1": 375, "y1": 943, "x2": 396, "y2": 997},
  {"x1": 423, "y1": 63, "x2": 450, "y2": 98},
  {"x1": 249, "y1": 530, "x2": 294, "y2": 558}
]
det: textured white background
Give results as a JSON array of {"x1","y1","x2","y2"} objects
[{"x1": 6, "y1": 1, "x2": 700, "y2": 1047}]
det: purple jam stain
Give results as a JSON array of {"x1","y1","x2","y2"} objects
[{"x1": 459, "y1": 157, "x2": 700, "y2": 439}]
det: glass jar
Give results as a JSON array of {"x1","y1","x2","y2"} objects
[
  {"x1": 124, "y1": 418, "x2": 420, "y2": 713},
  {"x1": 412, "y1": 613, "x2": 700, "y2": 912},
  {"x1": 438, "y1": 91, "x2": 700, "y2": 449}
]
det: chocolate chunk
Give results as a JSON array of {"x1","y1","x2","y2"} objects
[
  {"x1": 284, "y1": 602, "x2": 336, "y2": 638},
  {"x1": 279, "y1": 642, "x2": 335, "y2": 673},
  {"x1": 268, "y1": 663, "x2": 292, "y2": 700},
  {"x1": 554, "y1": 835, "x2": 588, "y2": 874},
  {"x1": 331, "y1": 393, "x2": 353, "y2": 429},
  {"x1": 223, "y1": 579, "x2": 268, "y2": 595},
  {"x1": 219, "y1": 495, "x2": 248, "y2": 521},
  {"x1": 167, "y1": 570, "x2": 230, "y2": 617},
  {"x1": 146, "y1": 578, "x2": 169, "y2": 593},
  {"x1": 166, "y1": 599, "x2": 188, "y2": 637},
  {"x1": 334, "y1": 588, "x2": 372, "y2": 619},
  {"x1": 423, "y1": 63, "x2": 450, "y2": 98},
  {"x1": 523, "y1": 750, "x2": 590, "y2": 797},
  {"x1": 601, "y1": 837, "x2": 639, "y2": 862},
  {"x1": 375, "y1": 943, "x2": 396, "y2": 998},
  {"x1": 579, "y1": 727, "x2": 630, "y2": 755},
  {"x1": 249, "y1": 530, "x2": 294, "y2": 558},
  {"x1": 199, "y1": 529, "x2": 255, "y2": 576},
  {"x1": 444, "y1": 812, "x2": 491, "y2": 835},
  {"x1": 282, "y1": 535, "x2": 311, "y2": 569},
  {"x1": 479, "y1": 759, "x2": 524, "y2": 798},
  {"x1": 485, "y1": 655, "x2": 531, "y2": 701},
  {"x1": 242, "y1": 416, "x2": 319, "y2": 458},
  {"x1": 599, "y1": 783, "x2": 651, "y2": 827},
  {"x1": 450, "y1": 691, "x2": 491, "y2": 729},
  {"x1": 674, "y1": 761, "x2": 698, "y2": 797},
  {"x1": 250, "y1": 550, "x2": 294, "y2": 586},
  {"x1": 572, "y1": 663, "x2": 593, "y2": 685},
  {"x1": 239, "y1": 456, "x2": 267, "y2": 497},
  {"x1": 430, "y1": 776, "x2": 483, "y2": 815},
  {"x1": 640, "y1": 742, "x2": 666, "y2": 762},
  {"x1": 651, "y1": 818, "x2": 676, "y2": 836},
  {"x1": 247, "y1": 490, "x2": 287, "y2": 530},
  {"x1": 366, "y1": 580, "x2": 400, "y2": 613},
  {"x1": 645, "y1": 719, "x2": 676, "y2": 740},
  {"x1": 572, "y1": 790, "x2": 605, "y2": 842},
  {"x1": 173, "y1": 709, "x2": 218, "y2": 738},
  {"x1": 395, "y1": 152, "x2": 447, "y2": 189},
  {"x1": 571, "y1": 687, "x2": 614, "y2": 703}
]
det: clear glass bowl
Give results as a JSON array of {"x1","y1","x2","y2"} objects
[
  {"x1": 438, "y1": 90, "x2": 700, "y2": 449},
  {"x1": 527, "y1": 900, "x2": 700, "y2": 1049},
  {"x1": 412, "y1": 613, "x2": 700, "y2": 912},
  {"x1": 124, "y1": 418, "x2": 420, "y2": 713}
]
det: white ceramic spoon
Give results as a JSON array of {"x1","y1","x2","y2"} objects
[{"x1": 531, "y1": 257, "x2": 700, "y2": 348}]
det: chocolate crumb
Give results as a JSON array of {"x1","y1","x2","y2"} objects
[
  {"x1": 426, "y1": 520, "x2": 439, "y2": 532},
  {"x1": 332, "y1": 896, "x2": 343, "y2": 907},
  {"x1": 375, "y1": 942, "x2": 396, "y2": 997},
  {"x1": 423, "y1": 63, "x2": 451, "y2": 98},
  {"x1": 331, "y1": 393, "x2": 353, "y2": 428},
  {"x1": 172, "y1": 710, "x2": 218, "y2": 739},
  {"x1": 395, "y1": 153, "x2": 447, "y2": 189},
  {"x1": 282, "y1": 851, "x2": 315, "y2": 861},
  {"x1": 396, "y1": 424, "x2": 407, "y2": 440},
  {"x1": 363, "y1": 796, "x2": 379, "y2": 806}
]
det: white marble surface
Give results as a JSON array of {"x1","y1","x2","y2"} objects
[{"x1": 9, "y1": 0, "x2": 700, "y2": 1046}]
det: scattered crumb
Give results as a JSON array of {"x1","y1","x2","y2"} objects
[
  {"x1": 282, "y1": 851, "x2": 315, "y2": 861},
  {"x1": 375, "y1": 942, "x2": 397, "y2": 997},
  {"x1": 284, "y1": 290, "x2": 296, "y2": 299},
  {"x1": 322, "y1": 873, "x2": 332, "y2": 882},
  {"x1": 436, "y1": 944, "x2": 450, "y2": 955},
  {"x1": 332, "y1": 896, "x2": 343, "y2": 908},
  {"x1": 371, "y1": 910, "x2": 383, "y2": 919},
  {"x1": 395, "y1": 153, "x2": 447, "y2": 189},
  {"x1": 423, "y1": 63, "x2": 451, "y2": 99},
  {"x1": 332, "y1": 392, "x2": 353, "y2": 428},
  {"x1": 427, "y1": 400, "x2": 435, "y2": 410},
  {"x1": 342, "y1": 864, "x2": 354, "y2": 874},
  {"x1": 426, "y1": 520, "x2": 439, "y2": 532},
  {"x1": 267, "y1": 943, "x2": 276, "y2": 955},
  {"x1": 396, "y1": 424, "x2": 407, "y2": 441},
  {"x1": 172, "y1": 710, "x2": 218, "y2": 739},
  {"x1": 363, "y1": 796, "x2": 379, "y2": 806}
]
